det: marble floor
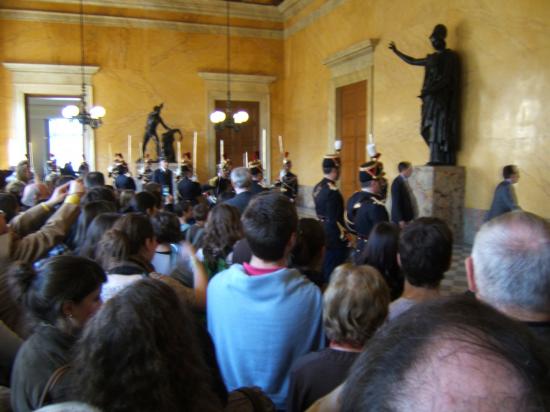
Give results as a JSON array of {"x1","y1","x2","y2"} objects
[{"x1": 440, "y1": 244, "x2": 471, "y2": 296}]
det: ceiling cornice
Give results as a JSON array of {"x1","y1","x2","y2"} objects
[
  {"x1": 0, "y1": 9, "x2": 283, "y2": 39},
  {"x1": 25, "y1": 0, "x2": 284, "y2": 22}
]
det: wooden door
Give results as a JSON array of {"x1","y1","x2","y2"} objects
[
  {"x1": 215, "y1": 100, "x2": 260, "y2": 167},
  {"x1": 337, "y1": 80, "x2": 367, "y2": 200}
]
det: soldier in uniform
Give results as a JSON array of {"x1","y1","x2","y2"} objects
[
  {"x1": 345, "y1": 161, "x2": 389, "y2": 257},
  {"x1": 248, "y1": 156, "x2": 269, "y2": 195},
  {"x1": 313, "y1": 153, "x2": 349, "y2": 281},
  {"x1": 205, "y1": 156, "x2": 234, "y2": 204},
  {"x1": 152, "y1": 157, "x2": 174, "y2": 197},
  {"x1": 137, "y1": 155, "x2": 154, "y2": 184},
  {"x1": 274, "y1": 152, "x2": 298, "y2": 202},
  {"x1": 177, "y1": 154, "x2": 202, "y2": 205}
]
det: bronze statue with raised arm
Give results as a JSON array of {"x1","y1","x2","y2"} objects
[
  {"x1": 142, "y1": 103, "x2": 170, "y2": 161},
  {"x1": 389, "y1": 24, "x2": 460, "y2": 165}
]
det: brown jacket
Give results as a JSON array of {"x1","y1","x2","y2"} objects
[{"x1": 0, "y1": 202, "x2": 80, "y2": 336}]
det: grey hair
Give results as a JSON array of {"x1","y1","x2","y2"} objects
[
  {"x1": 230, "y1": 167, "x2": 252, "y2": 189},
  {"x1": 472, "y1": 211, "x2": 550, "y2": 312}
]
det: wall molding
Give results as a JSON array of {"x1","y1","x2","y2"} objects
[
  {"x1": 283, "y1": 0, "x2": 348, "y2": 38},
  {"x1": 0, "y1": 9, "x2": 283, "y2": 40},
  {"x1": 2, "y1": 62, "x2": 100, "y2": 169},
  {"x1": 198, "y1": 72, "x2": 276, "y2": 182},
  {"x1": 27, "y1": 0, "x2": 283, "y2": 22}
]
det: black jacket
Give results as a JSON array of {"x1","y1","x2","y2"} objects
[{"x1": 390, "y1": 175, "x2": 414, "y2": 224}]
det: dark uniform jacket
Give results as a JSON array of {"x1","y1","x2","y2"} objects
[
  {"x1": 486, "y1": 180, "x2": 519, "y2": 221},
  {"x1": 313, "y1": 178, "x2": 347, "y2": 249},
  {"x1": 346, "y1": 190, "x2": 389, "y2": 238},
  {"x1": 177, "y1": 177, "x2": 202, "y2": 205},
  {"x1": 205, "y1": 176, "x2": 234, "y2": 201},
  {"x1": 250, "y1": 180, "x2": 269, "y2": 195},
  {"x1": 152, "y1": 168, "x2": 173, "y2": 195},
  {"x1": 276, "y1": 172, "x2": 299, "y2": 201},
  {"x1": 390, "y1": 175, "x2": 415, "y2": 224},
  {"x1": 224, "y1": 191, "x2": 253, "y2": 215}
]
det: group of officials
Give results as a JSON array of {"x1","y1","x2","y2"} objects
[
  {"x1": 313, "y1": 149, "x2": 521, "y2": 280},
  {"x1": 109, "y1": 147, "x2": 520, "y2": 283}
]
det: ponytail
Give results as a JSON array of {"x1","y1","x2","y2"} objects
[{"x1": 8, "y1": 261, "x2": 37, "y2": 307}]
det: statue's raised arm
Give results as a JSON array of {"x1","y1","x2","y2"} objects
[{"x1": 388, "y1": 41, "x2": 427, "y2": 66}]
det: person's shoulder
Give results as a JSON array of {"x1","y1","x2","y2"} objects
[
  {"x1": 209, "y1": 264, "x2": 245, "y2": 287},
  {"x1": 291, "y1": 348, "x2": 332, "y2": 374}
]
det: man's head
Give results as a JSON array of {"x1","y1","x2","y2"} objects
[
  {"x1": 503, "y1": 164, "x2": 519, "y2": 183},
  {"x1": 242, "y1": 192, "x2": 298, "y2": 262},
  {"x1": 398, "y1": 161, "x2": 413, "y2": 178},
  {"x1": 468, "y1": 211, "x2": 550, "y2": 319},
  {"x1": 341, "y1": 296, "x2": 550, "y2": 412},
  {"x1": 322, "y1": 155, "x2": 341, "y2": 181},
  {"x1": 159, "y1": 158, "x2": 168, "y2": 170},
  {"x1": 230, "y1": 167, "x2": 252, "y2": 191},
  {"x1": 85, "y1": 171, "x2": 105, "y2": 189},
  {"x1": 359, "y1": 161, "x2": 382, "y2": 193},
  {"x1": 399, "y1": 217, "x2": 453, "y2": 288}
]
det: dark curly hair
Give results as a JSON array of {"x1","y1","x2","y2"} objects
[
  {"x1": 199, "y1": 204, "x2": 242, "y2": 274},
  {"x1": 151, "y1": 211, "x2": 183, "y2": 244},
  {"x1": 72, "y1": 279, "x2": 220, "y2": 412}
]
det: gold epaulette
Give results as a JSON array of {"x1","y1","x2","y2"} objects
[{"x1": 208, "y1": 176, "x2": 218, "y2": 186}]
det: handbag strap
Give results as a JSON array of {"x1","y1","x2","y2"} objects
[{"x1": 37, "y1": 365, "x2": 71, "y2": 408}]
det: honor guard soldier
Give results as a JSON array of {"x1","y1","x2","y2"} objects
[
  {"x1": 206, "y1": 156, "x2": 234, "y2": 204},
  {"x1": 345, "y1": 161, "x2": 389, "y2": 257},
  {"x1": 137, "y1": 155, "x2": 154, "y2": 184},
  {"x1": 313, "y1": 153, "x2": 349, "y2": 281},
  {"x1": 177, "y1": 153, "x2": 202, "y2": 205},
  {"x1": 274, "y1": 152, "x2": 298, "y2": 202},
  {"x1": 248, "y1": 155, "x2": 269, "y2": 195}
]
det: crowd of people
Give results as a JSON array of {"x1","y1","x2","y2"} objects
[{"x1": 0, "y1": 153, "x2": 547, "y2": 412}]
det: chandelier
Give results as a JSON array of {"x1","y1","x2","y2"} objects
[
  {"x1": 62, "y1": 0, "x2": 105, "y2": 129},
  {"x1": 209, "y1": 1, "x2": 249, "y2": 132}
]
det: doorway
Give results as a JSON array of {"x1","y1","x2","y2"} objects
[
  {"x1": 214, "y1": 100, "x2": 260, "y2": 168},
  {"x1": 336, "y1": 80, "x2": 367, "y2": 200},
  {"x1": 25, "y1": 95, "x2": 83, "y2": 178}
]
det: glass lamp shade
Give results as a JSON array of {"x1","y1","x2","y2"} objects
[
  {"x1": 90, "y1": 105, "x2": 106, "y2": 119},
  {"x1": 210, "y1": 110, "x2": 226, "y2": 124},
  {"x1": 62, "y1": 105, "x2": 80, "y2": 119},
  {"x1": 233, "y1": 110, "x2": 249, "y2": 124}
]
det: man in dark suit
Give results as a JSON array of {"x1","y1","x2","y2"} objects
[
  {"x1": 391, "y1": 161, "x2": 416, "y2": 228},
  {"x1": 346, "y1": 161, "x2": 389, "y2": 256},
  {"x1": 249, "y1": 159, "x2": 269, "y2": 195},
  {"x1": 224, "y1": 167, "x2": 253, "y2": 215},
  {"x1": 486, "y1": 165, "x2": 520, "y2": 221},
  {"x1": 313, "y1": 154, "x2": 349, "y2": 281},
  {"x1": 152, "y1": 158, "x2": 173, "y2": 196},
  {"x1": 177, "y1": 159, "x2": 202, "y2": 205}
]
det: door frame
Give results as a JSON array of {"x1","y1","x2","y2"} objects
[
  {"x1": 323, "y1": 39, "x2": 375, "y2": 161},
  {"x1": 199, "y1": 72, "x2": 276, "y2": 182},
  {"x1": 3, "y1": 62, "x2": 99, "y2": 169}
]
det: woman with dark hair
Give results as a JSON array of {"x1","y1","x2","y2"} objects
[
  {"x1": 151, "y1": 211, "x2": 183, "y2": 276},
  {"x1": 9, "y1": 256, "x2": 106, "y2": 412},
  {"x1": 290, "y1": 218, "x2": 326, "y2": 289},
  {"x1": 78, "y1": 213, "x2": 121, "y2": 261},
  {"x1": 355, "y1": 222, "x2": 403, "y2": 301},
  {"x1": 72, "y1": 279, "x2": 221, "y2": 412},
  {"x1": 71, "y1": 200, "x2": 117, "y2": 251},
  {"x1": 97, "y1": 213, "x2": 207, "y2": 309},
  {"x1": 198, "y1": 204, "x2": 242, "y2": 278}
]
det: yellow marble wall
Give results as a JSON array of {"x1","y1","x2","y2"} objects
[
  {"x1": 283, "y1": 0, "x2": 550, "y2": 218},
  {"x1": 0, "y1": 18, "x2": 284, "y2": 180}
]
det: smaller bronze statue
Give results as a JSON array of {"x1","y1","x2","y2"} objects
[
  {"x1": 389, "y1": 24, "x2": 460, "y2": 165},
  {"x1": 161, "y1": 128, "x2": 182, "y2": 163},
  {"x1": 142, "y1": 103, "x2": 171, "y2": 161}
]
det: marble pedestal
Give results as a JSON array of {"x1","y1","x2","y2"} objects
[{"x1": 408, "y1": 166, "x2": 465, "y2": 242}]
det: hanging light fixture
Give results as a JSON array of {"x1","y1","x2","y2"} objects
[
  {"x1": 62, "y1": 0, "x2": 105, "y2": 129},
  {"x1": 209, "y1": 1, "x2": 249, "y2": 132}
]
